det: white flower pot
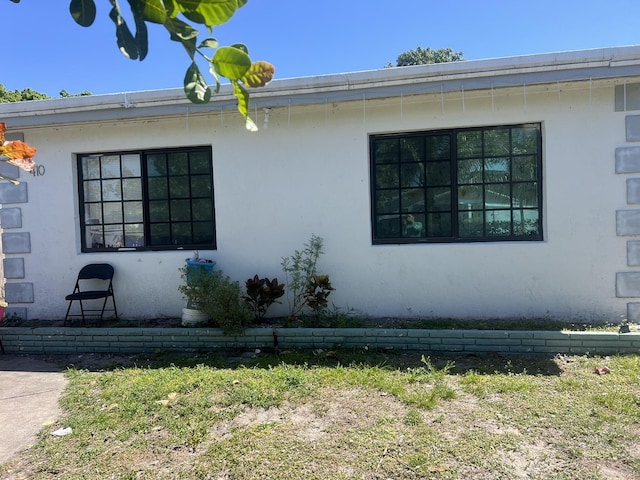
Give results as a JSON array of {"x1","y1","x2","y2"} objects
[{"x1": 181, "y1": 307, "x2": 209, "y2": 327}]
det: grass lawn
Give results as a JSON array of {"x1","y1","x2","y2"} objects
[{"x1": 1, "y1": 351, "x2": 639, "y2": 479}]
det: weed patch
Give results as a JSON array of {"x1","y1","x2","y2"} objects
[{"x1": 2, "y1": 353, "x2": 640, "y2": 479}]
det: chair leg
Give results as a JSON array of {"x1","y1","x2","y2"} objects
[
  {"x1": 65, "y1": 295, "x2": 118, "y2": 325},
  {"x1": 98, "y1": 296, "x2": 118, "y2": 322},
  {"x1": 99, "y1": 297, "x2": 108, "y2": 321},
  {"x1": 79, "y1": 300, "x2": 86, "y2": 325},
  {"x1": 64, "y1": 300, "x2": 73, "y2": 325}
]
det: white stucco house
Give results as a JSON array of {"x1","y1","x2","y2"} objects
[{"x1": 2, "y1": 45, "x2": 640, "y2": 324}]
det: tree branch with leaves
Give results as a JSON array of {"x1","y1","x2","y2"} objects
[{"x1": 10, "y1": 0, "x2": 275, "y2": 130}]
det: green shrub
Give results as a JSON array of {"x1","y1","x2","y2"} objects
[
  {"x1": 201, "y1": 271, "x2": 252, "y2": 334},
  {"x1": 179, "y1": 266, "x2": 252, "y2": 334},
  {"x1": 281, "y1": 234, "x2": 334, "y2": 322},
  {"x1": 303, "y1": 273, "x2": 335, "y2": 321},
  {"x1": 243, "y1": 275, "x2": 285, "y2": 322}
]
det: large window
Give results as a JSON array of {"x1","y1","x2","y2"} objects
[
  {"x1": 370, "y1": 124, "x2": 542, "y2": 243},
  {"x1": 78, "y1": 146, "x2": 215, "y2": 252}
]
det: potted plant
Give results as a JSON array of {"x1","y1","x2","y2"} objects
[
  {"x1": 178, "y1": 259, "x2": 252, "y2": 333},
  {"x1": 178, "y1": 255, "x2": 216, "y2": 326}
]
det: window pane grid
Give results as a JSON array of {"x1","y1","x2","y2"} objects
[
  {"x1": 79, "y1": 147, "x2": 215, "y2": 251},
  {"x1": 371, "y1": 124, "x2": 541, "y2": 244}
]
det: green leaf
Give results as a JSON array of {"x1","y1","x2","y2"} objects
[
  {"x1": 198, "y1": 38, "x2": 219, "y2": 50},
  {"x1": 241, "y1": 61, "x2": 275, "y2": 88},
  {"x1": 69, "y1": 0, "x2": 97, "y2": 27},
  {"x1": 173, "y1": 0, "x2": 241, "y2": 28},
  {"x1": 184, "y1": 61, "x2": 212, "y2": 104},
  {"x1": 165, "y1": 17, "x2": 199, "y2": 41},
  {"x1": 232, "y1": 80, "x2": 248, "y2": 116},
  {"x1": 230, "y1": 43, "x2": 248, "y2": 55},
  {"x1": 162, "y1": 0, "x2": 180, "y2": 17},
  {"x1": 232, "y1": 81, "x2": 257, "y2": 131},
  {"x1": 132, "y1": 7, "x2": 149, "y2": 60},
  {"x1": 213, "y1": 46, "x2": 251, "y2": 81},
  {"x1": 165, "y1": 16, "x2": 198, "y2": 59},
  {"x1": 128, "y1": 0, "x2": 167, "y2": 24},
  {"x1": 109, "y1": 1, "x2": 139, "y2": 59},
  {"x1": 208, "y1": 63, "x2": 221, "y2": 93}
]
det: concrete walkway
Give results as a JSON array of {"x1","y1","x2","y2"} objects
[{"x1": 0, "y1": 355, "x2": 67, "y2": 464}]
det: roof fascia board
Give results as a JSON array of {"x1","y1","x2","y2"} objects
[{"x1": 3, "y1": 45, "x2": 640, "y2": 128}]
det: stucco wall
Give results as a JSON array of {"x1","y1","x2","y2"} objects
[{"x1": 10, "y1": 79, "x2": 632, "y2": 322}]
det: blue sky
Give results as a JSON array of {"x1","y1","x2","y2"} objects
[{"x1": 3, "y1": 1, "x2": 640, "y2": 97}]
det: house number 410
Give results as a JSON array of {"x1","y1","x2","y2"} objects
[{"x1": 30, "y1": 165, "x2": 46, "y2": 176}]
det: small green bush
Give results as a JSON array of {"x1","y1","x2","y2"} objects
[
  {"x1": 201, "y1": 271, "x2": 253, "y2": 334},
  {"x1": 179, "y1": 266, "x2": 252, "y2": 334}
]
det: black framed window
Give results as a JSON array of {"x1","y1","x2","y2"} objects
[
  {"x1": 370, "y1": 124, "x2": 542, "y2": 244},
  {"x1": 78, "y1": 146, "x2": 215, "y2": 252}
]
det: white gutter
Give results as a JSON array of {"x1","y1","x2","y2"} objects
[{"x1": 2, "y1": 45, "x2": 640, "y2": 128}]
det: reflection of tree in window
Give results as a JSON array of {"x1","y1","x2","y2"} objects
[{"x1": 371, "y1": 124, "x2": 541, "y2": 243}]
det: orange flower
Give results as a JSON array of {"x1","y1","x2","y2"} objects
[
  {"x1": 0, "y1": 142, "x2": 36, "y2": 171},
  {"x1": 0, "y1": 121, "x2": 37, "y2": 173}
]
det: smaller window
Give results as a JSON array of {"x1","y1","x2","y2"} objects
[{"x1": 78, "y1": 146, "x2": 216, "y2": 252}]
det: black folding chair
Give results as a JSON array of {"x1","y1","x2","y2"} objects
[{"x1": 64, "y1": 264, "x2": 118, "y2": 324}]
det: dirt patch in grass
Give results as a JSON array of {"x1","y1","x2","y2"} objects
[
  {"x1": 210, "y1": 387, "x2": 408, "y2": 444},
  {"x1": 2, "y1": 353, "x2": 639, "y2": 479}
]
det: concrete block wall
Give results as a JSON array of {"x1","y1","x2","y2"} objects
[
  {"x1": 615, "y1": 83, "x2": 640, "y2": 321},
  {"x1": 0, "y1": 327, "x2": 638, "y2": 356},
  {"x1": 0, "y1": 131, "x2": 32, "y2": 320}
]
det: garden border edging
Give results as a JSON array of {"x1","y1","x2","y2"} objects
[{"x1": 1, "y1": 326, "x2": 639, "y2": 356}]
